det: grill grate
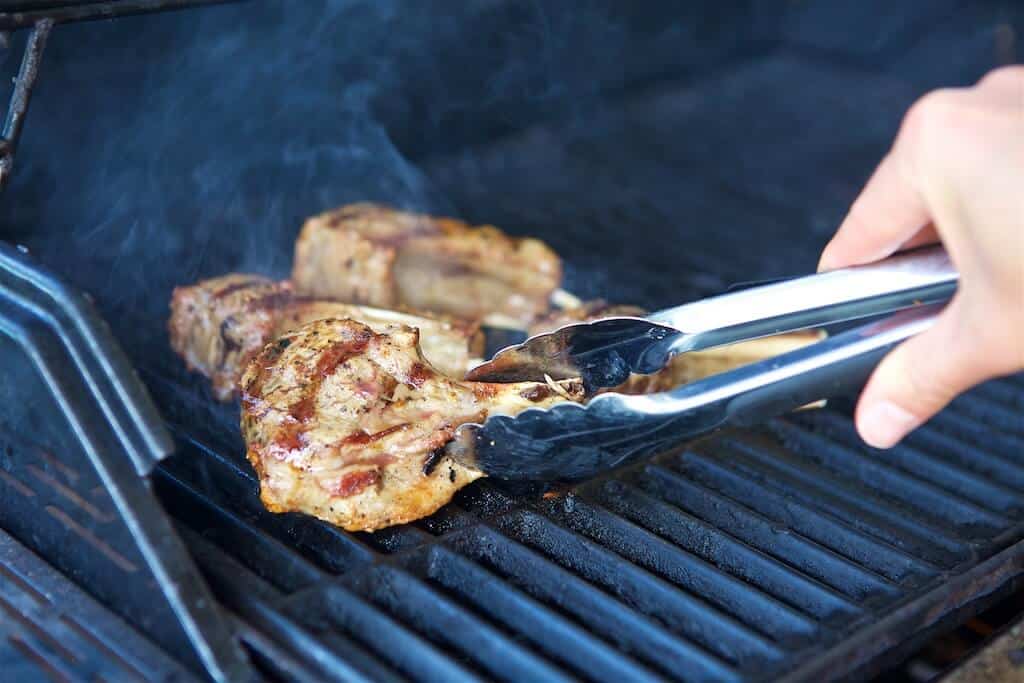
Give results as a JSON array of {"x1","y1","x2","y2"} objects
[
  {"x1": 141, "y1": 40, "x2": 1024, "y2": 679},
  {"x1": 0, "y1": 527, "x2": 192, "y2": 681},
  {"x1": 147, "y1": 371, "x2": 1024, "y2": 682}
]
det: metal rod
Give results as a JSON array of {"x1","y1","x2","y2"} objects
[
  {"x1": 0, "y1": 0, "x2": 242, "y2": 30},
  {"x1": 0, "y1": 18, "x2": 50, "y2": 189}
]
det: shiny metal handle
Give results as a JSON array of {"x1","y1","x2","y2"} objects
[
  {"x1": 648, "y1": 245, "x2": 957, "y2": 353},
  {"x1": 494, "y1": 306, "x2": 945, "y2": 481},
  {"x1": 620, "y1": 304, "x2": 941, "y2": 429}
]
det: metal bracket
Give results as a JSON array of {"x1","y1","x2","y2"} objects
[
  {"x1": 0, "y1": 243, "x2": 255, "y2": 681},
  {"x1": 0, "y1": 1, "x2": 242, "y2": 190},
  {"x1": 0, "y1": 19, "x2": 50, "y2": 189}
]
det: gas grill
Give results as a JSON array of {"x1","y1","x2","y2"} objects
[{"x1": 1, "y1": 1, "x2": 1022, "y2": 681}]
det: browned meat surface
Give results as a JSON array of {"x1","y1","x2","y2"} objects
[
  {"x1": 529, "y1": 300, "x2": 824, "y2": 394},
  {"x1": 169, "y1": 273, "x2": 483, "y2": 400},
  {"x1": 240, "y1": 318, "x2": 582, "y2": 531},
  {"x1": 292, "y1": 203, "x2": 562, "y2": 327}
]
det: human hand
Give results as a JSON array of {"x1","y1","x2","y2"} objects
[{"x1": 818, "y1": 66, "x2": 1024, "y2": 449}]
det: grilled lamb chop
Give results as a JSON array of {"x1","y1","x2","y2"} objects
[
  {"x1": 169, "y1": 273, "x2": 482, "y2": 400},
  {"x1": 529, "y1": 300, "x2": 824, "y2": 394},
  {"x1": 240, "y1": 318, "x2": 582, "y2": 531},
  {"x1": 292, "y1": 203, "x2": 562, "y2": 327}
]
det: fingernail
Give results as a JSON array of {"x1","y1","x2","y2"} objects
[{"x1": 859, "y1": 401, "x2": 922, "y2": 449}]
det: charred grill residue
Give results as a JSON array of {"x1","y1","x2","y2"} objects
[
  {"x1": 422, "y1": 447, "x2": 445, "y2": 475},
  {"x1": 520, "y1": 385, "x2": 552, "y2": 402},
  {"x1": 219, "y1": 316, "x2": 241, "y2": 356}
]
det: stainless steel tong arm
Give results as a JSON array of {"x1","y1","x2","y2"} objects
[
  {"x1": 467, "y1": 246, "x2": 958, "y2": 388},
  {"x1": 459, "y1": 304, "x2": 945, "y2": 480},
  {"x1": 649, "y1": 245, "x2": 957, "y2": 353}
]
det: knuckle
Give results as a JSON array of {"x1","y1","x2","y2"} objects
[
  {"x1": 843, "y1": 195, "x2": 874, "y2": 232},
  {"x1": 901, "y1": 89, "x2": 962, "y2": 142},
  {"x1": 899, "y1": 358, "x2": 956, "y2": 412},
  {"x1": 978, "y1": 65, "x2": 1024, "y2": 89},
  {"x1": 893, "y1": 334, "x2": 974, "y2": 413}
]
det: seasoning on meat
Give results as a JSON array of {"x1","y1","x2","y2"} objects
[
  {"x1": 292, "y1": 203, "x2": 562, "y2": 327},
  {"x1": 240, "y1": 318, "x2": 583, "y2": 531},
  {"x1": 169, "y1": 273, "x2": 483, "y2": 400}
]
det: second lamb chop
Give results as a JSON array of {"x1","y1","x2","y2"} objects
[
  {"x1": 292, "y1": 203, "x2": 562, "y2": 327},
  {"x1": 169, "y1": 273, "x2": 482, "y2": 400}
]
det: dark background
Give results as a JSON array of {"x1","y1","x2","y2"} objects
[{"x1": 0, "y1": 0, "x2": 1019, "y2": 395}]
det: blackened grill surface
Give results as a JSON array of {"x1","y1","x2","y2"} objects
[
  {"x1": 0, "y1": 527, "x2": 194, "y2": 681},
  {"x1": 2, "y1": 1, "x2": 1024, "y2": 681}
]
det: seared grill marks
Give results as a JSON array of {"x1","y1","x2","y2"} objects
[
  {"x1": 170, "y1": 273, "x2": 482, "y2": 400},
  {"x1": 239, "y1": 318, "x2": 581, "y2": 531}
]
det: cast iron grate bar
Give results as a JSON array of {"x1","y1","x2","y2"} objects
[
  {"x1": 152, "y1": 381, "x2": 1024, "y2": 682},
  {"x1": 670, "y1": 447, "x2": 947, "y2": 580},
  {"x1": 492, "y1": 508, "x2": 786, "y2": 668},
  {"x1": 714, "y1": 434, "x2": 970, "y2": 566},
  {"x1": 442, "y1": 524, "x2": 740, "y2": 682},
  {"x1": 0, "y1": 527, "x2": 193, "y2": 682},
  {"x1": 531, "y1": 493, "x2": 821, "y2": 643},
  {"x1": 138, "y1": 302, "x2": 1024, "y2": 682},
  {"x1": 585, "y1": 478, "x2": 864, "y2": 621},
  {"x1": 791, "y1": 411, "x2": 1023, "y2": 514},
  {"x1": 633, "y1": 463, "x2": 900, "y2": 602},
  {"x1": 766, "y1": 420, "x2": 1012, "y2": 533},
  {"x1": 404, "y1": 543, "x2": 664, "y2": 682},
  {"x1": 3, "y1": 6, "x2": 1023, "y2": 678},
  {"x1": 181, "y1": 527, "x2": 398, "y2": 683}
]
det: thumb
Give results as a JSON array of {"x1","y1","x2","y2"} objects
[{"x1": 855, "y1": 298, "x2": 994, "y2": 449}]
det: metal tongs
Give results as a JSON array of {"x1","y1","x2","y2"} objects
[{"x1": 449, "y1": 245, "x2": 958, "y2": 480}]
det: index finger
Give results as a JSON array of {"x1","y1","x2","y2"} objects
[{"x1": 817, "y1": 94, "x2": 943, "y2": 271}]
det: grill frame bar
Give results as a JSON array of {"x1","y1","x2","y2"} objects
[
  {"x1": 0, "y1": 1, "x2": 246, "y2": 188},
  {"x1": 0, "y1": 244, "x2": 254, "y2": 681}
]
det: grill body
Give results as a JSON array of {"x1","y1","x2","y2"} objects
[{"x1": 0, "y1": 1, "x2": 1023, "y2": 680}]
